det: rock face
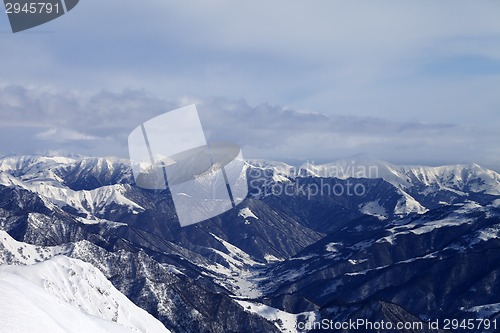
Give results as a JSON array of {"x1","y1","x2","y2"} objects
[{"x1": 0, "y1": 155, "x2": 499, "y2": 333}]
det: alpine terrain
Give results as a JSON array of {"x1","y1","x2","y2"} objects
[{"x1": 0, "y1": 154, "x2": 499, "y2": 333}]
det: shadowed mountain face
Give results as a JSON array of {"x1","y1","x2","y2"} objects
[{"x1": 1, "y1": 155, "x2": 499, "y2": 333}]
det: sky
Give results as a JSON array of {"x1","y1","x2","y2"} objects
[{"x1": 0, "y1": 1, "x2": 500, "y2": 170}]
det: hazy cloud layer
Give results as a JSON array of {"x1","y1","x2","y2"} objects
[{"x1": 1, "y1": 85, "x2": 499, "y2": 171}]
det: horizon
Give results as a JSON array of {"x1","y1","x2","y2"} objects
[{"x1": 1, "y1": 151, "x2": 499, "y2": 173}]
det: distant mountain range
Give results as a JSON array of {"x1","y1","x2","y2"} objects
[{"x1": 0, "y1": 154, "x2": 499, "y2": 332}]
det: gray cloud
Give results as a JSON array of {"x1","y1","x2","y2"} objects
[{"x1": 0, "y1": 85, "x2": 499, "y2": 171}]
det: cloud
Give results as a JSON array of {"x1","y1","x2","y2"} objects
[
  {"x1": 35, "y1": 128, "x2": 100, "y2": 142},
  {"x1": 0, "y1": 85, "x2": 499, "y2": 171}
]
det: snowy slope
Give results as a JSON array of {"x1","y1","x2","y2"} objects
[
  {"x1": 0, "y1": 156, "x2": 76, "y2": 175},
  {"x1": 302, "y1": 155, "x2": 500, "y2": 195},
  {"x1": 0, "y1": 256, "x2": 170, "y2": 333},
  {"x1": 2, "y1": 155, "x2": 498, "y2": 221},
  {"x1": 235, "y1": 300, "x2": 317, "y2": 333},
  {"x1": 249, "y1": 155, "x2": 500, "y2": 195},
  {"x1": 358, "y1": 201, "x2": 388, "y2": 220},
  {"x1": 0, "y1": 229, "x2": 68, "y2": 265},
  {"x1": 0, "y1": 275, "x2": 136, "y2": 333},
  {"x1": 27, "y1": 183, "x2": 144, "y2": 217},
  {"x1": 0, "y1": 156, "x2": 143, "y2": 220},
  {"x1": 400, "y1": 163, "x2": 500, "y2": 195},
  {"x1": 248, "y1": 155, "x2": 500, "y2": 218}
]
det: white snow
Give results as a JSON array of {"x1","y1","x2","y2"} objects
[
  {"x1": 290, "y1": 253, "x2": 317, "y2": 261},
  {"x1": 348, "y1": 259, "x2": 368, "y2": 265},
  {"x1": 264, "y1": 254, "x2": 283, "y2": 263},
  {"x1": 0, "y1": 156, "x2": 141, "y2": 220},
  {"x1": 455, "y1": 201, "x2": 483, "y2": 213},
  {"x1": 247, "y1": 160, "x2": 296, "y2": 178},
  {"x1": 248, "y1": 156, "x2": 500, "y2": 214},
  {"x1": 408, "y1": 218, "x2": 471, "y2": 235},
  {"x1": 235, "y1": 300, "x2": 317, "y2": 333},
  {"x1": 0, "y1": 229, "x2": 68, "y2": 265},
  {"x1": 325, "y1": 242, "x2": 341, "y2": 253},
  {"x1": 465, "y1": 303, "x2": 500, "y2": 317},
  {"x1": 393, "y1": 162, "x2": 500, "y2": 196},
  {"x1": 0, "y1": 171, "x2": 26, "y2": 188},
  {"x1": 359, "y1": 201, "x2": 388, "y2": 220},
  {"x1": 0, "y1": 274, "x2": 135, "y2": 333},
  {"x1": 272, "y1": 173, "x2": 290, "y2": 182},
  {"x1": 239, "y1": 207, "x2": 259, "y2": 224},
  {"x1": 0, "y1": 172, "x2": 143, "y2": 218},
  {"x1": 0, "y1": 156, "x2": 75, "y2": 175},
  {"x1": 0, "y1": 256, "x2": 170, "y2": 333},
  {"x1": 383, "y1": 216, "x2": 473, "y2": 242},
  {"x1": 394, "y1": 189, "x2": 428, "y2": 215},
  {"x1": 469, "y1": 225, "x2": 500, "y2": 245},
  {"x1": 211, "y1": 233, "x2": 261, "y2": 267},
  {"x1": 33, "y1": 183, "x2": 144, "y2": 217},
  {"x1": 200, "y1": 233, "x2": 265, "y2": 298}
]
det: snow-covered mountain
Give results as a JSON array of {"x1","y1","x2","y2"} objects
[
  {"x1": 0, "y1": 154, "x2": 499, "y2": 333},
  {"x1": 313, "y1": 155, "x2": 500, "y2": 196},
  {"x1": 259, "y1": 154, "x2": 500, "y2": 196},
  {"x1": 0, "y1": 231, "x2": 170, "y2": 333},
  {"x1": 250, "y1": 154, "x2": 500, "y2": 216}
]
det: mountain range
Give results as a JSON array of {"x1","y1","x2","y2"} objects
[{"x1": 0, "y1": 154, "x2": 499, "y2": 333}]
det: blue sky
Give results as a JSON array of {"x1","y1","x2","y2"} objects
[{"x1": 1, "y1": 1, "x2": 500, "y2": 169}]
